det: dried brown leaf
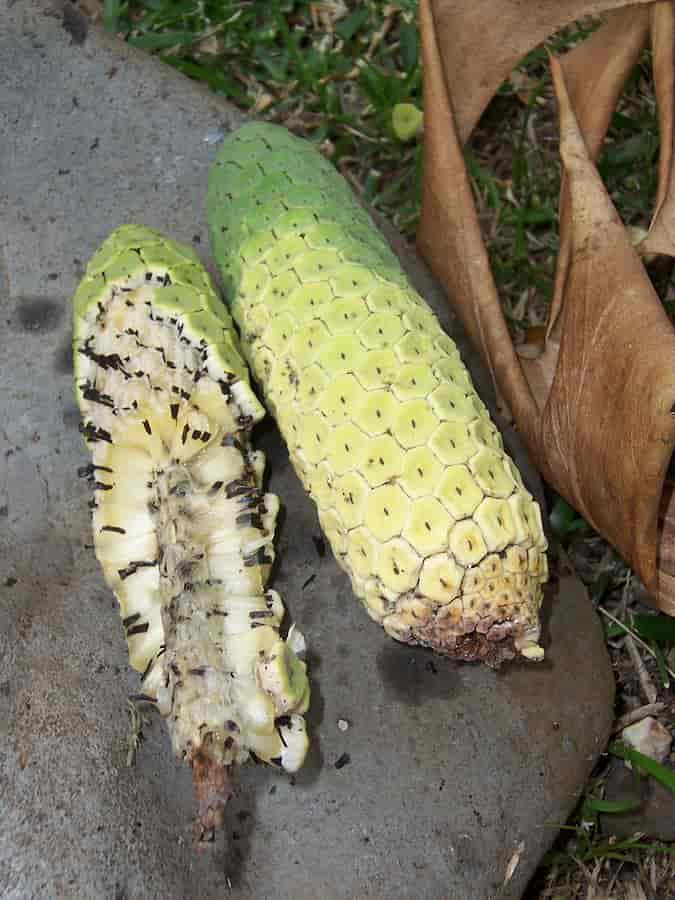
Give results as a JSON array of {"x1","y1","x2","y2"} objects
[
  {"x1": 417, "y1": 0, "x2": 539, "y2": 432},
  {"x1": 549, "y1": 7, "x2": 650, "y2": 341},
  {"x1": 418, "y1": 0, "x2": 675, "y2": 613},
  {"x1": 643, "y1": 3, "x2": 675, "y2": 255},
  {"x1": 536, "y1": 58, "x2": 675, "y2": 604},
  {"x1": 427, "y1": 0, "x2": 656, "y2": 145}
]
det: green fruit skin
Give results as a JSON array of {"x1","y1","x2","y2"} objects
[{"x1": 207, "y1": 122, "x2": 548, "y2": 665}]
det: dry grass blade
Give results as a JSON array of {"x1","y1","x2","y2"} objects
[{"x1": 624, "y1": 632, "x2": 659, "y2": 703}]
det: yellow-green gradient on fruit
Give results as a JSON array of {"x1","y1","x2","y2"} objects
[
  {"x1": 72, "y1": 224, "x2": 309, "y2": 780},
  {"x1": 207, "y1": 123, "x2": 548, "y2": 666}
]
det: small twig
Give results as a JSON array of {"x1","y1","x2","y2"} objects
[
  {"x1": 613, "y1": 702, "x2": 667, "y2": 734},
  {"x1": 364, "y1": 6, "x2": 396, "y2": 61},
  {"x1": 625, "y1": 633, "x2": 658, "y2": 704},
  {"x1": 619, "y1": 571, "x2": 658, "y2": 704},
  {"x1": 620, "y1": 567, "x2": 632, "y2": 617},
  {"x1": 598, "y1": 606, "x2": 675, "y2": 683}
]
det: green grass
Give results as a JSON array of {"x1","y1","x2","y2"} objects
[
  {"x1": 97, "y1": 2, "x2": 672, "y2": 895},
  {"x1": 103, "y1": 2, "x2": 660, "y2": 339},
  {"x1": 104, "y1": 0, "x2": 423, "y2": 234}
]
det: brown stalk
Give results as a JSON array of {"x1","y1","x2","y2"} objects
[{"x1": 190, "y1": 749, "x2": 234, "y2": 843}]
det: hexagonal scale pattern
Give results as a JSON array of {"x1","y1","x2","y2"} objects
[{"x1": 208, "y1": 122, "x2": 549, "y2": 662}]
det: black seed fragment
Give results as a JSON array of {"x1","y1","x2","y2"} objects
[
  {"x1": 123, "y1": 613, "x2": 141, "y2": 627},
  {"x1": 334, "y1": 752, "x2": 350, "y2": 770},
  {"x1": 81, "y1": 385, "x2": 115, "y2": 408},
  {"x1": 302, "y1": 574, "x2": 316, "y2": 590},
  {"x1": 225, "y1": 478, "x2": 252, "y2": 499},
  {"x1": 244, "y1": 547, "x2": 272, "y2": 567},
  {"x1": 208, "y1": 481, "x2": 224, "y2": 496},
  {"x1": 93, "y1": 481, "x2": 113, "y2": 491},
  {"x1": 101, "y1": 525, "x2": 126, "y2": 534},
  {"x1": 170, "y1": 403, "x2": 179, "y2": 420},
  {"x1": 181, "y1": 424, "x2": 189, "y2": 444},
  {"x1": 188, "y1": 666, "x2": 207, "y2": 676},
  {"x1": 200, "y1": 431, "x2": 211, "y2": 442},
  {"x1": 249, "y1": 609, "x2": 274, "y2": 619},
  {"x1": 79, "y1": 422, "x2": 112, "y2": 444},
  {"x1": 140, "y1": 658, "x2": 154, "y2": 682},
  {"x1": 270, "y1": 756, "x2": 283, "y2": 767},
  {"x1": 127, "y1": 622, "x2": 149, "y2": 637},
  {"x1": 191, "y1": 430, "x2": 202, "y2": 441},
  {"x1": 78, "y1": 343, "x2": 127, "y2": 373},
  {"x1": 118, "y1": 559, "x2": 157, "y2": 580},
  {"x1": 236, "y1": 512, "x2": 263, "y2": 529},
  {"x1": 143, "y1": 420, "x2": 152, "y2": 435}
]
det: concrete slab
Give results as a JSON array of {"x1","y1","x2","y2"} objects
[{"x1": 0, "y1": 3, "x2": 614, "y2": 898}]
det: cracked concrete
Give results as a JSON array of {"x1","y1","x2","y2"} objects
[{"x1": 0, "y1": 2, "x2": 615, "y2": 898}]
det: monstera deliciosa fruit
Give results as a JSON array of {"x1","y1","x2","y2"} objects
[
  {"x1": 72, "y1": 224, "x2": 309, "y2": 838},
  {"x1": 207, "y1": 122, "x2": 549, "y2": 668}
]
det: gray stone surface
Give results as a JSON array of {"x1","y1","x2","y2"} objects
[{"x1": 0, "y1": 3, "x2": 614, "y2": 898}]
